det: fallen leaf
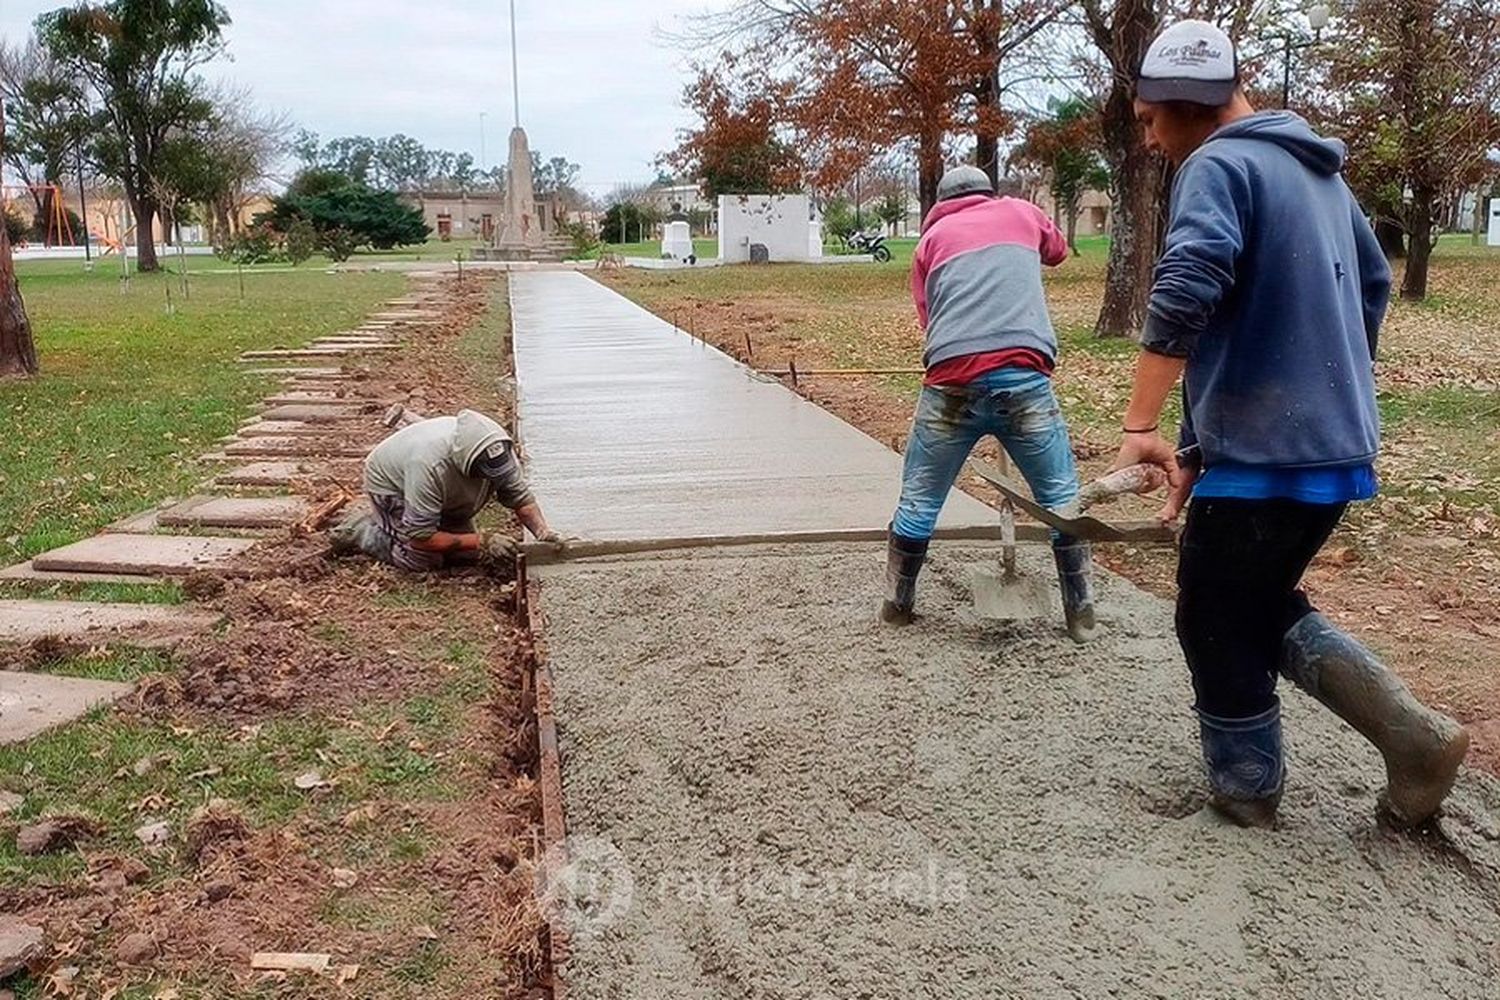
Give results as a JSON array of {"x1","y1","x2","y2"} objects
[
  {"x1": 412, "y1": 924, "x2": 439, "y2": 941},
  {"x1": 335, "y1": 964, "x2": 360, "y2": 985}
]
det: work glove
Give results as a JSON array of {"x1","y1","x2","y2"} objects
[{"x1": 478, "y1": 531, "x2": 519, "y2": 564}]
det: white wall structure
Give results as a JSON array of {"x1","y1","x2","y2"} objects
[
  {"x1": 717, "y1": 194, "x2": 824, "y2": 263},
  {"x1": 1489, "y1": 199, "x2": 1500, "y2": 248}
]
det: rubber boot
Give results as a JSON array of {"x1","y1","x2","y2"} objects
[
  {"x1": 879, "y1": 529, "x2": 929, "y2": 625},
  {"x1": 1281, "y1": 612, "x2": 1469, "y2": 828},
  {"x1": 328, "y1": 509, "x2": 394, "y2": 564},
  {"x1": 1052, "y1": 538, "x2": 1097, "y2": 644},
  {"x1": 1198, "y1": 702, "x2": 1284, "y2": 829}
]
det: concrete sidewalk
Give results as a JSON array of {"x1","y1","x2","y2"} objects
[{"x1": 509, "y1": 271, "x2": 996, "y2": 542}]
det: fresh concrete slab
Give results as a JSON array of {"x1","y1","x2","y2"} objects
[
  {"x1": 1, "y1": 671, "x2": 132, "y2": 744},
  {"x1": 31, "y1": 535, "x2": 256, "y2": 577},
  {"x1": 541, "y1": 543, "x2": 1500, "y2": 999},
  {"x1": 159, "y1": 495, "x2": 309, "y2": 529},
  {"x1": 509, "y1": 271, "x2": 996, "y2": 541},
  {"x1": 222, "y1": 438, "x2": 367, "y2": 459},
  {"x1": 0, "y1": 599, "x2": 218, "y2": 648}
]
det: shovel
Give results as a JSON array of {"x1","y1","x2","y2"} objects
[
  {"x1": 968, "y1": 459, "x2": 1179, "y2": 619},
  {"x1": 970, "y1": 453, "x2": 1056, "y2": 620}
]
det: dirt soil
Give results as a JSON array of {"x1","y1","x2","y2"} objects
[
  {"x1": 4, "y1": 273, "x2": 551, "y2": 998},
  {"x1": 597, "y1": 272, "x2": 1500, "y2": 777},
  {"x1": 537, "y1": 542, "x2": 1500, "y2": 1000}
]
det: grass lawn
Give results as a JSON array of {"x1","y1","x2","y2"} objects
[
  {"x1": 0, "y1": 260, "x2": 403, "y2": 567},
  {"x1": 2, "y1": 280, "x2": 540, "y2": 998}
]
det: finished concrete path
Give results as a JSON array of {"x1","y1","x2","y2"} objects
[{"x1": 509, "y1": 272, "x2": 996, "y2": 542}]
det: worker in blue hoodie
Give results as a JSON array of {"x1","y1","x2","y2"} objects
[{"x1": 1115, "y1": 20, "x2": 1469, "y2": 829}]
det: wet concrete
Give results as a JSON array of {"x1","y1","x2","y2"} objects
[
  {"x1": 539, "y1": 543, "x2": 1500, "y2": 998},
  {"x1": 508, "y1": 272, "x2": 995, "y2": 542}
]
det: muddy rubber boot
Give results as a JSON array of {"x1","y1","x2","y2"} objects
[
  {"x1": 1281, "y1": 612, "x2": 1469, "y2": 828},
  {"x1": 879, "y1": 529, "x2": 929, "y2": 626},
  {"x1": 1052, "y1": 538, "x2": 1097, "y2": 644},
  {"x1": 327, "y1": 510, "x2": 394, "y2": 564},
  {"x1": 1198, "y1": 703, "x2": 1284, "y2": 829}
]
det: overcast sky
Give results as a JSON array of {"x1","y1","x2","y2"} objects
[{"x1": 0, "y1": 0, "x2": 727, "y2": 195}]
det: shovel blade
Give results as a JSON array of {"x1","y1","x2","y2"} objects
[{"x1": 971, "y1": 568, "x2": 1054, "y2": 621}]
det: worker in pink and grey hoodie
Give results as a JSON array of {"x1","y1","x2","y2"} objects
[{"x1": 882, "y1": 165, "x2": 1093, "y2": 642}]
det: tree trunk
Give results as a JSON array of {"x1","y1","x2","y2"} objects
[
  {"x1": 1066, "y1": 202, "x2": 1080, "y2": 256},
  {"x1": 1095, "y1": 89, "x2": 1159, "y2": 338},
  {"x1": 0, "y1": 98, "x2": 38, "y2": 378},
  {"x1": 1400, "y1": 187, "x2": 1436, "y2": 301},
  {"x1": 128, "y1": 186, "x2": 160, "y2": 272},
  {"x1": 1473, "y1": 186, "x2": 1486, "y2": 246},
  {"x1": 917, "y1": 128, "x2": 943, "y2": 224},
  {"x1": 1088, "y1": 0, "x2": 1160, "y2": 338},
  {"x1": 973, "y1": 76, "x2": 1001, "y2": 186},
  {"x1": 1375, "y1": 216, "x2": 1407, "y2": 258}
]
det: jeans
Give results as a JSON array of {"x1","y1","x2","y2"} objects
[
  {"x1": 892, "y1": 368, "x2": 1080, "y2": 540},
  {"x1": 1176, "y1": 497, "x2": 1346, "y2": 719},
  {"x1": 369, "y1": 494, "x2": 477, "y2": 572}
]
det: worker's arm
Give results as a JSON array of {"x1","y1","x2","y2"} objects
[
  {"x1": 408, "y1": 530, "x2": 483, "y2": 554},
  {"x1": 1113, "y1": 350, "x2": 1193, "y2": 523},
  {"x1": 514, "y1": 502, "x2": 558, "y2": 543}
]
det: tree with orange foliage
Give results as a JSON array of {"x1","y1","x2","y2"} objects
[
  {"x1": 667, "y1": 59, "x2": 804, "y2": 198},
  {"x1": 672, "y1": 0, "x2": 1065, "y2": 219}
]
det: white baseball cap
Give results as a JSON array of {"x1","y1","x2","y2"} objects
[{"x1": 1137, "y1": 20, "x2": 1238, "y2": 106}]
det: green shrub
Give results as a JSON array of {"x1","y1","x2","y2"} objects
[
  {"x1": 215, "y1": 225, "x2": 286, "y2": 265},
  {"x1": 319, "y1": 227, "x2": 359, "y2": 262},
  {"x1": 3, "y1": 205, "x2": 29, "y2": 245},
  {"x1": 260, "y1": 185, "x2": 431, "y2": 253},
  {"x1": 285, "y1": 219, "x2": 319, "y2": 265},
  {"x1": 562, "y1": 221, "x2": 601, "y2": 259}
]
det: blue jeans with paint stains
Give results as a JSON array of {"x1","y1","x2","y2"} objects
[{"x1": 892, "y1": 367, "x2": 1080, "y2": 540}]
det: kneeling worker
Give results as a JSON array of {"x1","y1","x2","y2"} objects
[{"x1": 332, "y1": 409, "x2": 558, "y2": 570}]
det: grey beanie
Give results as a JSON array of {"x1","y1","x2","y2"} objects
[{"x1": 937, "y1": 165, "x2": 994, "y2": 202}]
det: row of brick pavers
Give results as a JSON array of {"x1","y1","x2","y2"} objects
[{"x1": 0, "y1": 277, "x2": 449, "y2": 745}]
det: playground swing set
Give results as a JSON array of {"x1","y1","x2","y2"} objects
[{"x1": 1, "y1": 182, "x2": 127, "y2": 254}]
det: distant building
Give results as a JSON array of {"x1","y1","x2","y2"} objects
[{"x1": 400, "y1": 190, "x2": 594, "y2": 241}]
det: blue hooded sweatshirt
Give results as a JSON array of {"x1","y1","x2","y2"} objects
[{"x1": 1141, "y1": 111, "x2": 1392, "y2": 474}]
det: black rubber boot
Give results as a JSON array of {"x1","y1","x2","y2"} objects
[
  {"x1": 879, "y1": 529, "x2": 929, "y2": 625},
  {"x1": 1052, "y1": 537, "x2": 1097, "y2": 644},
  {"x1": 1198, "y1": 702, "x2": 1284, "y2": 829},
  {"x1": 1281, "y1": 612, "x2": 1469, "y2": 828}
]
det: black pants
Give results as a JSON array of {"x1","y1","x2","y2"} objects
[{"x1": 1176, "y1": 497, "x2": 1346, "y2": 719}]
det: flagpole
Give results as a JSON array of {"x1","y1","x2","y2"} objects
[{"x1": 510, "y1": 0, "x2": 521, "y2": 129}]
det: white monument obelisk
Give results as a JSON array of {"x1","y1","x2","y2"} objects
[{"x1": 491, "y1": 0, "x2": 543, "y2": 258}]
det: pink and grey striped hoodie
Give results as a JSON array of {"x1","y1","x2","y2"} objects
[{"x1": 911, "y1": 193, "x2": 1068, "y2": 370}]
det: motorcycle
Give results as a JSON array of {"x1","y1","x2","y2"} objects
[{"x1": 845, "y1": 230, "x2": 893, "y2": 263}]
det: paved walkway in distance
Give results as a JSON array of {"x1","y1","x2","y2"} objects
[{"x1": 509, "y1": 271, "x2": 996, "y2": 543}]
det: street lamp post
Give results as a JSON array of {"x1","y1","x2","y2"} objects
[
  {"x1": 75, "y1": 133, "x2": 91, "y2": 265},
  {"x1": 1278, "y1": 3, "x2": 1332, "y2": 110}
]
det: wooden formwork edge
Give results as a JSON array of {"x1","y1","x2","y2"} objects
[{"x1": 515, "y1": 554, "x2": 571, "y2": 1000}]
